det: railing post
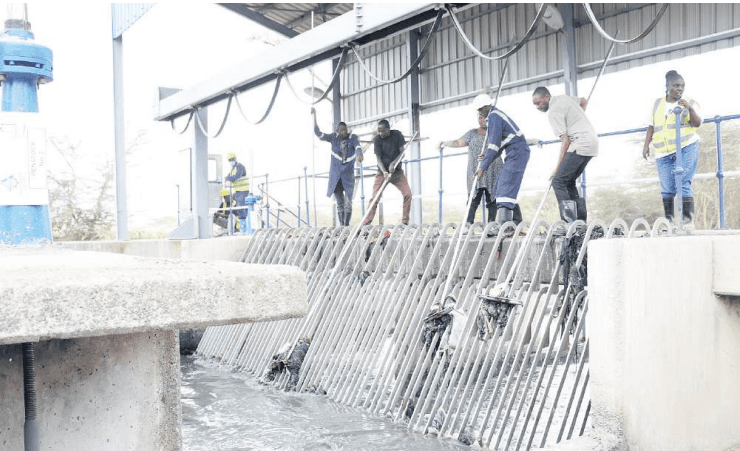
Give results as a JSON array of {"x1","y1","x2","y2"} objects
[
  {"x1": 265, "y1": 175, "x2": 271, "y2": 228},
  {"x1": 673, "y1": 107, "x2": 684, "y2": 229},
  {"x1": 360, "y1": 164, "x2": 366, "y2": 217},
  {"x1": 304, "y1": 166, "x2": 311, "y2": 227},
  {"x1": 297, "y1": 175, "x2": 302, "y2": 228},
  {"x1": 438, "y1": 146, "x2": 444, "y2": 224},
  {"x1": 715, "y1": 116, "x2": 726, "y2": 229}
]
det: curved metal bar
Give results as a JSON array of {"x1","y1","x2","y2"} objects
[
  {"x1": 582, "y1": 3, "x2": 669, "y2": 44},
  {"x1": 606, "y1": 218, "x2": 628, "y2": 238},
  {"x1": 651, "y1": 217, "x2": 673, "y2": 237},
  {"x1": 349, "y1": 9, "x2": 444, "y2": 85},
  {"x1": 233, "y1": 73, "x2": 283, "y2": 125},
  {"x1": 170, "y1": 109, "x2": 194, "y2": 135},
  {"x1": 628, "y1": 218, "x2": 651, "y2": 238},
  {"x1": 574, "y1": 219, "x2": 606, "y2": 269},
  {"x1": 446, "y1": 3, "x2": 547, "y2": 61},
  {"x1": 193, "y1": 93, "x2": 233, "y2": 139},
  {"x1": 283, "y1": 47, "x2": 349, "y2": 105}
]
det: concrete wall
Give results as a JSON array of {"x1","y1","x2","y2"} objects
[
  {"x1": 58, "y1": 236, "x2": 252, "y2": 262},
  {"x1": 589, "y1": 235, "x2": 740, "y2": 451},
  {"x1": 0, "y1": 331, "x2": 181, "y2": 451}
]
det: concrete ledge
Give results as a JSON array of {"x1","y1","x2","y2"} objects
[{"x1": 0, "y1": 248, "x2": 307, "y2": 345}]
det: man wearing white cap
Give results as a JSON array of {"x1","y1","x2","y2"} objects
[
  {"x1": 475, "y1": 97, "x2": 531, "y2": 224},
  {"x1": 438, "y1": 94, "x2": 512, "y2": 226}
]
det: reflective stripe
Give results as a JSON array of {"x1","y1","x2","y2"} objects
[
  {"x1": 497, "y1": 196, "x2": 517, "y2": 204},
  {"x1": 331, "y1": 151, "x2": 356, "y2": 163},
  {"x1": 488, "y1": 142, "x2": 500, "y2": 151},
  {"x1": 651, "y1": 96, "x2": 699, "y2": 154}
]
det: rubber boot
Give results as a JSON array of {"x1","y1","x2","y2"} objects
[
  {"x1": 558, "y1": 200, "x2": 578, "y2": 224},
  {"x1": 343, "y1": 211, "x2": 351, "y2": 227},
  {"x1": 681, "y1": 196, "x2": 695, "y2": 230},
  {"x1": 575, "y1": 198, "x2": 587, "y2": 222},
  {"x1": 496, "y1": 206, "x2": 514, "y2": 225},
  {"x1": 486, "y1": 203, "x2": 497, "y2": 224},
  {"x1": 512, "y1": 204, "x2": 523, "y2": 225},
  {"x1": 662, "y1": 197, "x2": 674, "y2": 224}
]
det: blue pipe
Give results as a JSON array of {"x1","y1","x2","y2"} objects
[
  {"x1": 673, "y1": 107, "x2": 684, "y2": 227},
  {"x1": 715, "y1": 116, "x2": 726, "y2": 229}
]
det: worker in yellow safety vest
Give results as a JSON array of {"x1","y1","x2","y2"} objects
[
  {"x1": 642, "y1": 70, "x2": 702, "y2": 227},
  {"x1": 225, "y1": 152, "x2": 250, "y2": 232}
]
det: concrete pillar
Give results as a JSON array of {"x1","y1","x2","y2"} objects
[
  {"x1": 407, "y1": 30, "x2": 422, "y2": 224},
  {"x1": 192, "y1": 109, "x2": 210, "y2": 238}
]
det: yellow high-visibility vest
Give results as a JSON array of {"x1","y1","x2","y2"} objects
[
  {"x1": 651, "y1": 96, "x2": 700, "y2": 155},
  {"x1": 229, "y1": 167, "x2": 250, "y2": 192}
]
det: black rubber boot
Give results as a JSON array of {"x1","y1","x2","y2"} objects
[
  {"x1": 575, "y1": 198, "x2": 587, "y2": 222},
  {"x1": 558, "y1": 200, "x2": 578, "y2": 223},
  {"x1": 682, "y1": 196, "x2": 695, "y2": 229},
  {"x1": 512, "y1": 204, "x2": 523, "y2": 225},
  {"x1": 496, "y1": 206, "x2": 514, "y2": 225},
  {"x1": 343, "y1": 211, "x2": 352, "y2": 227},
  {"x1": 662, "y1": 197, "x2": 674, "y2": 224}
]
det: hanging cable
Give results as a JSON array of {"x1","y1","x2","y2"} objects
[
  {"x1": 446, "y1": 3, "x2": 547, "y2": 61},
  {"x1": 283, "y1": 47, "x2": 349, "y2": 105},
  {"x1": 349, "y1": 9, "x2": 444, "y2": 85},
  {"x1": 170, "y1": 109, "x2": 195, "y2": 135},
  {"x1": 233, "y1": 73, "x2": 283, "y2": 125},
  {"x1": 193, "y1": 93, "x2": 233, "y2": 139},
  {"x1": 582, "y1": 3, "x2": 669, "y2": 44}
]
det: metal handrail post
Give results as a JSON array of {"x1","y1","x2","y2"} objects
[
  {"x1": 438, "y1": 146, "x2": 443, "y2": 224},
  {"x1": 673, "y1": 107, "x2": 684, "y2": 228},
  {"x1": 304, "y1": 166, "x2": 311, "y2": 227},
  {"x1": 228, "y1": 183, "x2": 234, "y2": 236},
  {"x1": 359, "y1": 164, "x2": 366, "y2": 216},
  {"x1": 297, "y1": 175, "x2": 302, "y2": 228},
  {"x1": 715, "y1": 116, "x2": 726, "y2": 229},
  {"x1": 580, "y1": 170, "x2": 587, "y2": 199},
  {"x1": 265, "y1": 174, "x2": 270, "y2": 228},
  {"x1": 481, "y1": 190, "x2": 486, "y2": 223}
]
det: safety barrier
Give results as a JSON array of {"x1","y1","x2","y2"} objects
[
  {"x1": 195, "y1": 217, "x2": 669, "y2": 449},
  {"x1": 251, "y1": 113, "x2": 739, "y2": 229}
]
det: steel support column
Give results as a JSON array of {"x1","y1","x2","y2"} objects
[
  {"x1": 560, "y1": 4, "x2": 578, "y2": 97},
  {"x1": 193, "y1": 110, "x2": 210, "y2": 238},
  {"x1": 112, "y1": 35, "x2": 128, "y2": 240},
  {"x1": 332, "y1": 57, "x2": 342, "y2": 127},
  {"x1": 407, "y1": 30, "x2": 422, "y2": 224}
]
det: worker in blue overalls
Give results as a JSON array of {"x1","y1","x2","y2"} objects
[
  {"x1": 312, "y1": 107, "x2": 364, "y2": 226},
  {"x1": 475, "y1": 102, "x2": 531, "y2": 224}
]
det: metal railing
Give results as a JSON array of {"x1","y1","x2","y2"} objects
[{"x1": 251, "y1": 113, "x2": 738, "y2": 230}]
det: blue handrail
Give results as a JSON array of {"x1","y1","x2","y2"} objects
[{"x1": 253, "y1": 113, "x2": 738, "y2": 229}]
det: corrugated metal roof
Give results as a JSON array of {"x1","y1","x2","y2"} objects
[
  {"x1": 111, "y1": 3, "x2": 155, "y2": 39},
  {"x1": 240, "y1": 3, "x2": 353, "y2": 34},
  {"x1": 340, "y1": 3, "x2": 740, "y2": 128}
]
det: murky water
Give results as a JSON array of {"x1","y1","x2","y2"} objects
[{"x1": 181, "y1": 355, "x2": 472, "y2": 451}]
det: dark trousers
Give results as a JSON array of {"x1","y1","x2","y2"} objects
[
  {"x1": 363, "y1": 169, "x2": 412, "y2": 225},
  {"x1": 467, "y1": 188, "x2": 495, "y2": 224},
  {"x1": 333, "y1": 180, "x2": 352, "y2": 226},
  {"x1": 234, "y1": 191, "x2": 248, "y2": 219},
  {"x1": 552, "y1": 152, "x2": 592, "y2": 202}
]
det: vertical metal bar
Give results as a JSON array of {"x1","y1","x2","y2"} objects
[
  {"x1": 22, "y1": 342, "x2": 39, "y2": 451},
  {"x1": 265, "y1": 174, "x2": 270, "y2": 228},
  {"x1": 112, "y1": 35, "x2": 128, "y2": 240},
  {"x1": 674, "y1": 107, "x2": 684, "y2": 227},
  {"x1": 359, "y1": 164, "x2": 366, "y2": 217},
  {"x1": 297, "y1": 176, "x2": 302, "y2": 228},
  {"x1": 304, "y1": 167, "x2": 311, "y2": 227},
  {"x1": 715, "y1": 117, "x2": 726, "y2": 229},
  {"x1": 438, "y1": 146, "x2": 443, "y2": 224},
  {"x1": 407, "y1": 29, "x2": 422, "y2": 224}
]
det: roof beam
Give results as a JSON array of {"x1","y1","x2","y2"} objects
[
  {"x1": 154, "y1": 3, "x2": 440, "y2": 122},
  {"x1": 217, "y1": 3, "x2": 298, "y2": 38}
]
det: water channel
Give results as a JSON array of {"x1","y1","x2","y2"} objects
[{"x1": 181, "y1": 355, "x2": 471, "y2": 451}]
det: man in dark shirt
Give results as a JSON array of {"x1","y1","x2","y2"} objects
[{"x1": 363, "y1": 119, "x2": 412, "y2": 225}]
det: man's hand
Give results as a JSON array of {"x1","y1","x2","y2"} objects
[
  {"x1": 526, "y1": 138, "x2": 543, "y2": 148},
  {"x1": 642, "y1": 144, "x2": 650, "y2": 160},
  {"x1": 580, "y1": 97, "x2": 588, "y2": 110},
  {"x1": 384, "y1": 172, "x2": 391, "y2": 181},
  {"x1": 357, "y1": 153, "x2": 363, "y2": 163},
  {"x1": 310, "y1": 107, "x2": 316, "y2": 116},
  {"x1": 476, "y1": 168, "x2": 483, "y2": 179}
]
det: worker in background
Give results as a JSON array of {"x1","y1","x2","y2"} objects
[
  {"x1": 438, "y1": 94, "x2": 506, "y2": 228},
  {"x1": 476, "y1": 101, "x2": 530, "y2": 225},
  {"x1": 532, "y1": 86, "x2": 598, "y2": 223},
  {"x1": 311, "y1": 107, "x2": 364, "y2": 226},
  {"x1": 225, "y1": 152, "x2": 250, "y2": 233},
  {"x1": 363, "y1": 119, "x2": 412, "y2": 226},
  {"x1": 642, "y1": 70, "x2": 702, "y2": 228}
]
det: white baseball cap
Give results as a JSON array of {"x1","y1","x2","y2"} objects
[{"x1": 472, "y1": 93, "x2": 492, "y2": 110}]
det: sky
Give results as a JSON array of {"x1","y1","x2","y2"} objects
[{"x1": 13, "y1": 3, "x2": 740, "y2": 231}]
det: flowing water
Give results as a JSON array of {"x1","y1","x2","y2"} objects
[{"x1": 181, "y1": 355, "x2": 471, "y2": 451}]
